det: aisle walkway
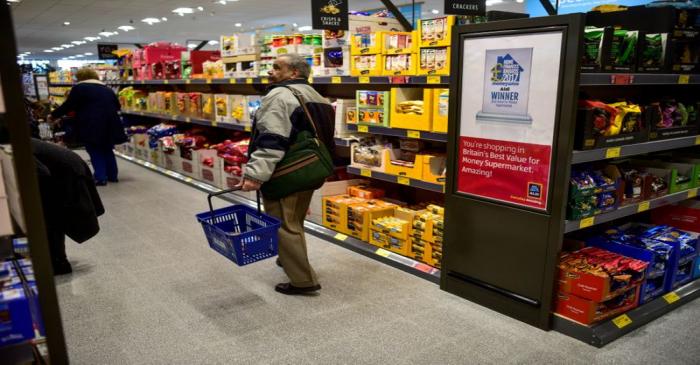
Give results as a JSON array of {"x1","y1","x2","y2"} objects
[{"x1": 55, "y1": 157, "x2": 700, "y2": 364}]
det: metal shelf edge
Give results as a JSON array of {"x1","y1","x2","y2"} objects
[
  {"x1": 114, "y1": 152, "x2": 440, "y2": 283},
  {"x1": 552, "y1": 279, "x2": 700, "y2": 347},
  {"x1": 121, "y1": 111, "x2": 251, "y2": 132},
  {"x1": 346, "y1": 166, "x2": 445, "y2": 193},
  {"x1": 564, "y1": 188, "x2": 698, "y2": 233},
  {"x1": 572, "y1": 135, "x2": 698, "y2": 164},
  {"x1": 347, "y1": 124, "x2": 448, "y2": 142}
]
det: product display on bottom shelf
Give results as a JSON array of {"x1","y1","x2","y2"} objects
[{"x1": 0, "y1": 257, "x2": 45, "y2": 348}]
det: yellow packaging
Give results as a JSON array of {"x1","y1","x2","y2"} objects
[
  {"x1": 422, "y1": 155, "x2": 447, "y2": 185},
  {"x1": 418, "y1": 16, "x2": 455, "y2": 48},
  {"x1": 351, "y1": 54, "x2": 383, "y2": 76},
  {"x1": 382, "y1": 54, "x2": 418, "y2": 76},
  {"x1": 382, "y1": 31, "x2": 417, "y2": 55},
  {"x1": 347, "y1": 201, "x2": 396, "y2": 241},
  {"x1": 418, "y1": 46, "x2": 451, "y2": 76},
  {"x1": 432, "y1": 89, "x2": 449, "y2": 133},
  {"x1": 389, "y1": 88, "x2": 433, "y2": 131},
  {"x1": 369, "y1": 230, "x2": 410, "y2": 256},
  {"x1": 351, "y1": 31, "x2": 384, "y2": 55},
  {"x1": 384, "y1": 150, "x2": 424, "y2": 180},
  {"x1": 214, "y1": 94, "x2": 228, "y2": 123},
  {"x1": 322, "y1": 195, "x2": 366, "y2": 235}
]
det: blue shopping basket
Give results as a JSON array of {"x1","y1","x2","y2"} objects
[{"x1": 196, "y1": 188, "x2": 281, "y2": 266}]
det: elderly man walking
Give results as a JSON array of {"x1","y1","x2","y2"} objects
[{"x1": 239, "y1": 54, "x2": 335, "y2": 295}]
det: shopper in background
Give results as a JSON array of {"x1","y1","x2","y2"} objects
[
  {"x1": 49, "y1": 67, "x2": 127, "y2": 185},
  {"x1": 33, "y1": 139, "x2": 105, "y2": 275},
  {"x1": 240, "y1": 53, "x2": 335, "y2": 295}
]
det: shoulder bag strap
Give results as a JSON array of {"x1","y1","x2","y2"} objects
[{"x1": 282, "y1": 85, "x2": 321, "y2": 139}]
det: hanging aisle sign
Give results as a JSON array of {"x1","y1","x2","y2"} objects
[
  {"x1": 444, "y1": 0, "x2": 486, "y2": 16},
  {"x1": 311, "y1": 0, "x2": 349, "y2": 30},
  {"x1": 456, "y1": 31, "x2": 564, "y2": 212}
]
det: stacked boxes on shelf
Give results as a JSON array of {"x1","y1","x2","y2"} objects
[
  {"x1": 221, "y1": 33, "x2": 262, "y2": 78},
  {"x1": 409, "y1": 206, "x2": 444, "y2": 268},
  {"x1": 133, "y1": 42, "x2": 187, "y2": 80},
  {"x1": 554, "y1": 246, "x2": 647, "y2": 325},
  {"x1": 321, "y1": 186, "x2": 445, "y2": 268},
  {"x1": 417, "y1": 16, "x2": 454, "y2": 76},
  {"x1": 586, "y1": 223, "x2": 698, "y2": 303},
  {"x1": 356, "y1": 90, "x2": 390, "y2": 127}
]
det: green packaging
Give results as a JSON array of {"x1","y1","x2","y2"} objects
[
  {"x1": 608, "y1": 29, "x2": 638, "y2": 70},
  {"x1": 582, "y1": 27, "x2": 605, "y2": 70},
  {"x1": 639, "y1": 33, "x2": 667, "y2": 71}
]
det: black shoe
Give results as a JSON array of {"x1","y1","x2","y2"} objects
[
  {"x1": 276, "y1": 258, "x2": 283, "y2": 268},
  {"x1": 108, "y1": 178, "x2": 119, "y2": 183},
  {"x1": 53, "y1": 260, "x2": 72, "y2": 275},
  {"x1": 95, "y1": 180, "x2": 107, "y2": 186},
  {"x1": 274, "y1": 283, "x2": 321, "y2": 295}
]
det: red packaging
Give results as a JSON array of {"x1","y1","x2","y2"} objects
[
  {"x1": 557, "y1": 247, "x2": 647, "y2": 302},
  {"x1": 554, "y1": 285, "x2": 640, "y2": 325},
  {"x1": 652, "y1": 201, "x2": 700, "y2": 233}
]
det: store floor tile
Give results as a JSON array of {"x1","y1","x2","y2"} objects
[{"x1": 55, "y1": 155, "x2": 700, "y2": 364}]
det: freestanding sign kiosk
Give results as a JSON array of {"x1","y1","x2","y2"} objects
[{"x1": 442, "y1": 14, "x2": 584, "y2": 329}]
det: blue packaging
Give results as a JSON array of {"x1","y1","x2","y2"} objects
[{"x1": 0, "y1": 288, "x2": 35, "y2": 346}]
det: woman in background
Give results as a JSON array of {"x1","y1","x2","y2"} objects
[{"x1": 50, "y1": 67, "x2": 126, "y2": 185}]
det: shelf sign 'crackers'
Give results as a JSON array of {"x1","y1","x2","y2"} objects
[
  {"x1": 312, "y1": 0, "x2": 348, "y2": 30},
  {"x1": 444, "y1": 0, "x2": 486, "y2": 16},
  {"x1": 457, "y1": 31, "x2": 564, "y2": 212}
]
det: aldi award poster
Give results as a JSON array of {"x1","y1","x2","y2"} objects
[{"x1": 457, "y1": 31, "x2": 563, "y2": 211}]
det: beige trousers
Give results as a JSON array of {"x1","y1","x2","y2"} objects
[{"x1": 263, "y1": 189, "x2": 319, "y2": 287}]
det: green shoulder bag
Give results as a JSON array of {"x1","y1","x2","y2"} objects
[{"x1": 260, "y1": 87, "x2": 334, "y2": 200}]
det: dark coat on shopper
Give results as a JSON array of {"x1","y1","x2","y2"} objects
[
  {"x1": 50, "y1": 80, "x2": 127, "y2": 147},
  {"x1": 32, "y1": 139, "x2": 105, "y2": 243}
]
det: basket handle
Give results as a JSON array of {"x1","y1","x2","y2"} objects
[{"x1": 207, "y1": 187, "x2": 262, "y2": 217}]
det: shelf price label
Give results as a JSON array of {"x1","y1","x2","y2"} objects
[
  {"x1": 407, "y1": 130, "x2": 421, "y2": 139},
  {"x1": 695, "y1": 136, "x2": 700, "y2": 145},
  {"x1": 358, "y1": 125, "x2": 369, "y2": 133},
  {"x1": 211, "y1": 120, "x2": 218, "y2": 127},
  {"x1": 663, "y1": 292, "x2": 680, "y2": 304},
  {"x1": 397, "y1": 176, "x2": 411, "y2": 186},
  {"x1": 307, "y1": 76, "x2": 314, "y2": 84},
  {"x1": 163, "y1": 79, "x2": 169, "y2": 84},
  {"x1": 637, "y1": 201, "x2": 650, "y2": 213},
  {"x1": 427, "y1": 75, "x2": 442, "y2": 84},
  {"x1": 229, "y1": 78, "x2": 237, "y2": 84},
  {"x1": 331, "y1": 76, "x2": 342, "y2": 84},
  {"x1": 375, "y1": 248, "x2": 391, "y2": 257},
  {"x1": 185, "y1": 79, "x2": 191, "y2": 84},
  {"x1": 689, "y1": 188, "x2": 698, "y2": 199},
  {"x1": 244, "y1": 126, "x2": 252, "y2": 132},
  {"x1": 360, "y1": 169, "x2": 372, "y2": 177},
  {"x1": 605, "y1": 147, "x2": 621, "y2": 159},
  {"x1": 678, "y1": 75, "x2": 690, "y2": 84},
  {"x1": 611, "y1": 74, "x2": 633, "y2": 85},
  {"x1": 334, "y1": 233, "x2": 348, "y2": 241},
  {"x1": 579, "y1": 217, "x2": 595, "y2": 229},
  {"x1": 359, "y1": 76, "x2": 370, "y2": 84},
  {"x1": 246, "y1": 78, "x2": 253, "y2": 84},
  {"x1": 612, "y1": 314, "x2": 632, "y2": 329},
  {"x1": 140, "y1": 80, "x2": 145, "y2": 84},
  {"x1": 261, "y1": 78, "x2": 269, "y2": 84}
]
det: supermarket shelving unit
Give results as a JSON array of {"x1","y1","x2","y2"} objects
[
  {"x1": 47, "y1": 71, "x2": 454, "y2": 283},
  {"x1": 1, "y1": 3, "x2": 69, "y2": 364},
  {"x1": 441, "y1": 14, "x2": 700, "y2": 347}
]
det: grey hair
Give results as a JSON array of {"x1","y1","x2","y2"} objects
[{"x1": 278, "y1": 53, "x2": 311, "y2": 78}]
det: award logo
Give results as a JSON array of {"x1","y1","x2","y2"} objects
[{"x1": 476, "y1": 48, "x2": 533, "y2": 124}]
